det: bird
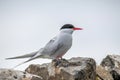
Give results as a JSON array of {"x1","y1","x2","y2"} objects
[{"x1": 6, "y1": 24, "x2": 83, "y2": 67}]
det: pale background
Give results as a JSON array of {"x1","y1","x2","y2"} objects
[{"x1": 0, "y1": 0, "x2": 120, "y2": 70}]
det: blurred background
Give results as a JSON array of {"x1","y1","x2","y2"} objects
[{"x1": 0, "y1": 0, "x2": 120, "y2": 70}]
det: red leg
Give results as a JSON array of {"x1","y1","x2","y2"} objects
[{"x1": 56, "y1": 53, "x2": 65, "y2": 59}]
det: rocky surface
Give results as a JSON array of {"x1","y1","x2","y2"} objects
[
  {"x1": 1, "y1": 55, "x2": 120, "y2": 80},
  {"x1": 0, "y1": 68, "x2": 42, "y2": 80},
  {"x1": 101, "y1": 55, "x2": 120, "y2": 80},
  {"x1": 25, "y1": 57, "x2": 96, "y2": 80},
  {"x1": 96, "y1": 66, "x2": 113, "y2": 80}
]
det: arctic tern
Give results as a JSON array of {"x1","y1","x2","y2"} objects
[{"x1": 6, "y1": 24, "x2": 83, "y2": 67}]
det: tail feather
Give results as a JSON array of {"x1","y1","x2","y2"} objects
[
  {"x1": 13, "y1": 55, "x2": 42, "y2": 68},
  {"x1": 6, "y1": 51, "x2": 38, "y2": 59},
  {"x1": 6, "y1": 48, "x2": 51, "y2": 68}
]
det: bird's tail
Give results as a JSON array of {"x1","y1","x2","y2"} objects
[
  {"x1": 6, "y1": 51, "x2": 38, "y2": 59},
  {"x1": 13, "y1": 55, "x2": 41, "y2": 68},
  {"x1": 6, "y1": 48, "x2": 50, "y2": 68},
  {"x1": 13, "y1": 54, "x2": 51, "y2": 68}
]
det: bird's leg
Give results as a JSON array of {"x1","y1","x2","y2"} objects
[
  {"x1": 60, "y1": 57, "x2": 63, "y2": 60},
  {"x1": 52, "y1": 53, "x2": 66, "y2": 66},
  {"x1": 52, "y1": 58, "x2": 62, "y2": 67}
]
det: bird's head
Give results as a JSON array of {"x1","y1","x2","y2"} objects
[{"x1": 60, "y1": 24, "x2": 83, "y2": 34}]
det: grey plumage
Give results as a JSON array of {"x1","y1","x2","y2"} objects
[{"x1": 6, "y1": 24, "x2": 82, "y2": 68}]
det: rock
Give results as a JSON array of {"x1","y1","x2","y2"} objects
[
  {"x1": 25, "y1": 57, "x2": 96, "y2": 80},
  {"x1": 96, "y1": 66, "x2": 113, "y2": 80},
  {"x1": 101, "y1": 55, "x2": 120, "y2": 80},
  {"x1": 0, "y1": 68, "x2": 42, "y2": 80}
]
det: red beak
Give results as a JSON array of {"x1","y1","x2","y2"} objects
[{"x1": 73, "y1": 27, "x2": 83, "y2": 30}]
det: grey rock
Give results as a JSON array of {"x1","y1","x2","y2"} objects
[
  {"x1": 25, "y1": 57, "x2": 96, "y2": 80},
  {"x1": 101, "y1": 55, "x2": 120, "y2": 80},
  {"x1": 96, "y1": 66, "x2": 113, "y2": 80},
  {"x1": 0, "y1": 68, "x2": 42, "y2": 80}
]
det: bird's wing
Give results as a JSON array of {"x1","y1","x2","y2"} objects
[
  {"x1": 45, "y1": 37, "x2": 56, "y2": 46},
  {"x1": 42, "y1": 36, "x2": 63, "y2": 56},
  {"x1": 49, "y1": 43, "x2": 63, "y2": 56}
]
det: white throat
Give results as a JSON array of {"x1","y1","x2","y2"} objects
[{"x1": 60, "y1": 29, "x2": 74, "y2": 34}]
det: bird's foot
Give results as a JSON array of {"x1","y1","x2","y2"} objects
[
  {"x1": 52, "y1": 58, "x2": 69, "y2": 67},
  {"x1": 52, "y1": 59, "x2": 62, "y2": 67}
]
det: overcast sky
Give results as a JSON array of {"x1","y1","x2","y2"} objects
[{"x1": 0, "y1": 0, "x2": 120, "y2": 70}]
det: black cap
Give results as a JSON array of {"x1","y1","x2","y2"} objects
[{"x1": 60, "y1": 24, "x2": 74, "y2": 30}]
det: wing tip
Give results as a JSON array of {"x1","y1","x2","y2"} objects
[
  {"x1": 5, "y1": 58, "x2": 11, "y2": 60},
  {"x1": 5, "y1": 57, "x2": 17, "y2": 60}
]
